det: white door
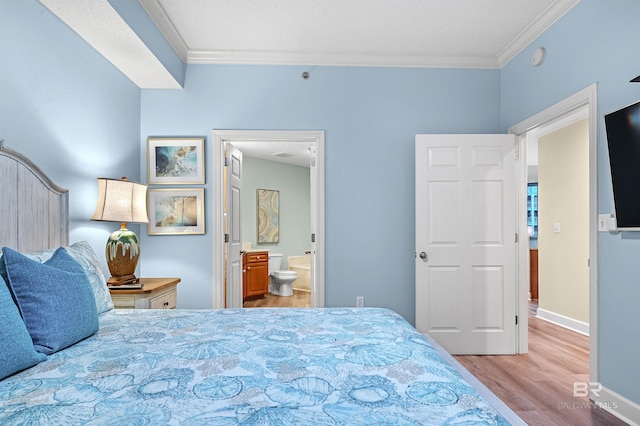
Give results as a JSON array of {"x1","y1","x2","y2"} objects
[
  {"x1": 415, "y1": 134, "x2": 517, "y2": 354},
  {"x1": 308, "y1": 145, "x2": 318, "y2": 306},
  {"x1": 225, "y1": 144, "x2": 243, "y2": 308}
]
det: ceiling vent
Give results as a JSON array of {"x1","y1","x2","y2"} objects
[{"x1": 272, "y1": 152, "x2": 295, "y2": 158}]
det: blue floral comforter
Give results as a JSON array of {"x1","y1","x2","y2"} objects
[{"x1": 0, "y1": 308, "x2": 510, "y2": 425}]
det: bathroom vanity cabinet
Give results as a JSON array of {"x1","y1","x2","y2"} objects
[{"x1": 243, "y1": 251, "x2": 269, "y2": 300}]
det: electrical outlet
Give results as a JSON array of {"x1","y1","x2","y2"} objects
[{"x1": 356, "y1": 296, "x2": 364, "y2": 308}]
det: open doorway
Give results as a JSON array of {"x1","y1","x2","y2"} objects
[
  {"x1": 232, "y1": 141, "x2": 312, "y2": 308},
  {"x1": 524, "y1": 109, "x2": 590, "y2": 333},
  {"x1": 511, "y1": 84, "x2": 597, "y2": 382},
  {"x1": 212, "y1": 130, "x2": 325, "y2": 310}
]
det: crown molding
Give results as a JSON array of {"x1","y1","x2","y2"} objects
[
  {"x1": 187, "y1": 50, "x2": 501, "y2": 69},
  {"x1": 497, "y1": 0, "x2": 580, "y2": 67},
  {"x1": 139, "y1": 0, "x2": 189, "y2": 63}
]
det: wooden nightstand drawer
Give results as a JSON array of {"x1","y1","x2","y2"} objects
[
  {"x1": 109, "y1": 278, "x2": 181, "y2": 310},
  {"x1": 111, "y1": 296, "x2": 136, "y2": 309},
  {"x1": 149, "y1": 289, "x2": 177, "y2": 309}
]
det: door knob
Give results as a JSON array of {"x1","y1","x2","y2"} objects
[{"x1": 419, "y1": 252, "x2": 428, "y2": 262}]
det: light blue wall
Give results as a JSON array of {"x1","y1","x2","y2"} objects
[
  {"x1": 6, "y1": 0, "x2": 637, "y2": 410},
  {"x1": 0, "y1": 0, "x2": 142, "y2": 275},
  {"x1": 139, "y1": 65, "x2": 502, "y2": 319},
  {"x1": 500, "y1": 0, "x2": 640, "y2": 405},
  {"x1": 241, "y1": 156, "x2": 311, "y2": 269}
]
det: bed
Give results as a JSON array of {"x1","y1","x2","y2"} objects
[{"x1": 0, "y1": 142, "x2": 522, "y2": 425}]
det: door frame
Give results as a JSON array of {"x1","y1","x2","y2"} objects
[
  {"x1": 510, "y1": 84, "x2": 597, "y2": 383},
  {"x1": 212, "y1": 129, "x2": 325, "y2": 309}
]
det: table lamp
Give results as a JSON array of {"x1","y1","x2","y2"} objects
[{"x1": 91, "y1": 177, "x2": 149, "y2": 285}]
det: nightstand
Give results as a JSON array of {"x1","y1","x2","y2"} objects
[{"x1": 109, "y1": 278, "x2": 181, "y2": 309}]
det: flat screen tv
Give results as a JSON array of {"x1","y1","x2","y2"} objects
[{"x1": 605, "y1": 100, "x2": 640, "y2": 229}]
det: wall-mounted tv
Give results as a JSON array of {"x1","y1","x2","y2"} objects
[{"x1": 605, "y1": 100, "x2": 640, "y2": 229}]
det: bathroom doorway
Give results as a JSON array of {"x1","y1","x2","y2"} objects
[
  {"x1": 212, "y1": 130, "x2": 325, "y2": 310},
  {"x1": 233, "y1": 143, "x2": 311, "y2": 308}
]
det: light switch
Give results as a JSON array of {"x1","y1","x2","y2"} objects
[
  {"x1": 598, "y1": 214, "x2": 617, "y2": 232},
  {"x1": 598, "y1": 214, "x2": 608, "y2": 232},
  {"x1": 553, "y1": 223, "x2": 561, "y2": 233}
]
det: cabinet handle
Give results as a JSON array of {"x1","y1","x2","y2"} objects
[{"x1": 163, "y1": 301, "x2": 169, "y2": 307}]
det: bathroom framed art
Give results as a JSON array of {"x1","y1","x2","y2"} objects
[{"x1": 257, "y1": 188, "x2": 279, "y2": 243}]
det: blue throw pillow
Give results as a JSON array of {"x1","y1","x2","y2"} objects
[
  {"x1": 0, "y1": 275, "x2": 46, "y2": 379},
  {"x1": 1, "y1": 241, "x2": 115, "y2": 314},
  {"x1": 0, "y1": 247, "x2": 99, "y2": 355}
]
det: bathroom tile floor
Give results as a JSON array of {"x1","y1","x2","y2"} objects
[{"x1": 243, "y1": 289, "x2": 311, "y2": 308}]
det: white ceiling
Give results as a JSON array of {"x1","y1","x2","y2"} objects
[
  {"x1": 140, "y1": 0, "x2": 579, "y2": 68},
  {"x1": 40, "y1": 0, "x2": 581, "y2": 85},
  {"x1": 39, "y1": 0, "x2": 581, "y2": 166},
  {"x1": 231, "y1": 141, "x2": 314, "y2": 168}
]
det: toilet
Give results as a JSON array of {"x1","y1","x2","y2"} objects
[{"x1": 268, "y1": 253, "x2": 297, "y2": 297}]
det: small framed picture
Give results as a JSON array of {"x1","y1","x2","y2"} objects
[
  {"x1": 148, "y1": 137, "x2": 205, "y2": 184},
  {"x1": 148, "y1": 188, "x2": 205, "y2": 235}
]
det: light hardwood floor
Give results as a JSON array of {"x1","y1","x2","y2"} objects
[
  {"x1": 454, "y1": 303, "x2": 628, "y2": 425},
  {"x1": 243, "y1": 290, "x2": 311, "y2": 308}
]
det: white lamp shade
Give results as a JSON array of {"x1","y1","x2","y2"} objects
[{"x1": 91, "y1": 178, "x2": 149, "y2": 223}]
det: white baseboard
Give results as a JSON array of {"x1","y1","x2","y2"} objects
[
  {"x1": 536, "y1": 308, "x2": 589, "y2": 336},
  {"x1": 595, "y1": 386, "x2": 640, "y2": 426}
]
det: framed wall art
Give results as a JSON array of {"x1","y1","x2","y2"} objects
[
  {"x1": 148, "y1": 137, "x2": 205, "y2": 184},
  {"x1": 257, "y1": 188, "x2": 279, "y2": 243},
  {"x1": 148, "y1": 188, "x2": 205, "y2": 235}
]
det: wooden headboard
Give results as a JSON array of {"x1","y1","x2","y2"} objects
[{"x1": 0, "y1": 140, "x2": 69, "y2": 252}]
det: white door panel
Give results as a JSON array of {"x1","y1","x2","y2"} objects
[
  {"x1": 309, "y1": 145, "x2": 318, "y2": 306},
  {"x1": 226, "y1": 144, "x2": 243, "y2": 309},
  {"x1": 416, "y1": 134, "x2": 516, "y2": 355}
]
